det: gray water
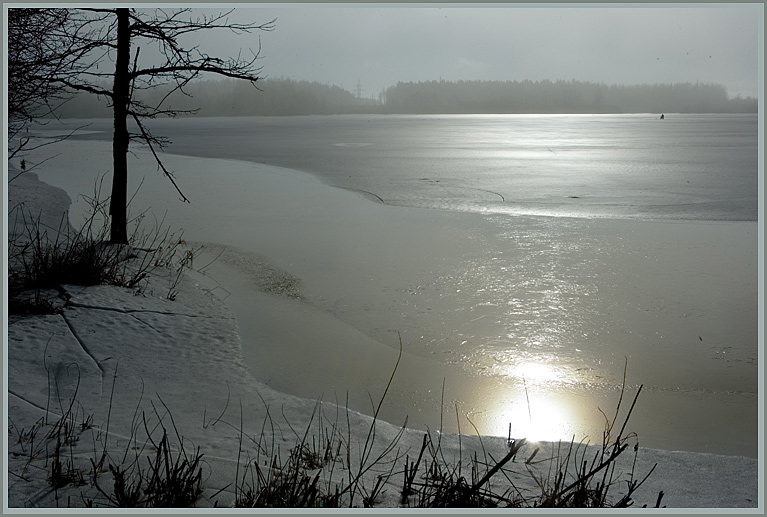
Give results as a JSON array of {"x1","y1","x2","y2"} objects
[{"x1": 58, "y1": 114, "x2": 760, "y2": 456}]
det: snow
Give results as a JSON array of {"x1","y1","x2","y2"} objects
[{"x1": 4, "y1": 155, "x2": 762, "y2": 511}]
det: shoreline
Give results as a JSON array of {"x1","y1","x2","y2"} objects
[
  {"x1": 15, "y1": 137, "x2": 761, "y2": 459},
  {"x1": 4, "y1": 166, "x2": 760, "y2": 508}
]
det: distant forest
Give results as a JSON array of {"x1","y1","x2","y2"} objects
[
  {"x1": 383, "y1": 79, "x2": 757, "y2": 114},
  {"x1": 56, "y1": 77, "x2": 758, "y2": 117}
]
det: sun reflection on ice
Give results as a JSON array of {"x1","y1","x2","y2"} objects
[
  {"x1": 497, "y1": 394, "x2": 576, "y2": 445},
  {"x1": 513, "y1": 362, "x2": 570, "y2": 385},
  {"x1": 491, "y1": 361, "x2": 583, "y2": 444}
]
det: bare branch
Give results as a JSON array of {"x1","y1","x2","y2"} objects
[
  {"x1": 8, "y1": 153, "x2": 61, "y2": 183},
  {"x1": 9, "y1": 7, "x2": 274, "y2": 242},
  {"x1": 8, "y1": 121, "x2": 93, "y2": 162},
  {"x1": 130, "y1": 113, "x2": 190, "y2": 203},
  {"x1": 7, "y1": 8, "x2": 116, "y2": 144},
  {"x1": 44, "y1": 78, "x2": 114, "y2": 98}
]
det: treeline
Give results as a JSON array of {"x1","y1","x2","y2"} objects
[
  {"x1": 382, "y1": 79, "x2": 757, "y2": 114},
  {"x1": 158, "y1": 77, "x2": 372, "y2": 116},
  {"x1": 55, "y1": 77, "x2": 371, "y2": 118},
  {"x1": 57, "y1": 77, "x2": 757, "y2": 118}
]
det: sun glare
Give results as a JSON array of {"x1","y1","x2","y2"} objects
[
  {"x1": 479, "y1": 359, "x2": 585, "y2": 443},
  {"x1": 513, "y1": 361, "x2": 569, "y2": 385},
  {"x1": 493, "y1": 394, "x2": 576, "y2": 444}
]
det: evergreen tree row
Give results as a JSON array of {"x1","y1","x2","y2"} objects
[{"x1": 381, "y1": 79, "x2": 756, "y2": 114}]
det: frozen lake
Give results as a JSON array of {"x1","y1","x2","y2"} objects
[
  {"x1": 69, "y1": 113, "x2": 759, "y2": 221},
  {"x1": 30, "y1": 114, "x2": 760, "y2": 457}
]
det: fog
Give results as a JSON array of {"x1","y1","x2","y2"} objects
[
  {"x1": 188, "y1": 4, "x2": 760, "y2": 100},
  {"x1": 36, "y1": 4, "x2": 761, "y2": 117},
  {"x1": 57, "y1": 77, "x2": 756, "y2": 117}
]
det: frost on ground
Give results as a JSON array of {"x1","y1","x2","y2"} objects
[{"x1": 4, "y1": 167, "x2": 760, "y2": 510}]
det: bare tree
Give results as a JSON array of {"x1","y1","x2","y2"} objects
[
  {"x1": 6, "y1": 9, "x2": 103, "y2": 160},
  {"x1": 39, "y1": 8, "x2": 275, "y2": 243}
]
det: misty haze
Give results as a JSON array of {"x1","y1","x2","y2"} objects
[
  {"x1": 58, "y1": 76, "x2": 757, "y2": 117},
  {"x1": 6, "y1": 4, "x2": 761, "y2": 509}
]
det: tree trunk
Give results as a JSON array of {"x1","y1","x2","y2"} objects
[{"x1": 109, "y1": 8, "x2": 130, "y2": 244}]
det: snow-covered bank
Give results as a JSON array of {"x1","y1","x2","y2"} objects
[{"x1": 4, "y1": 168, "x2": 761, "y2": 509}]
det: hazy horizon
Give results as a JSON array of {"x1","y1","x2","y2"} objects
[{"x1": 185, "y1": 4, "x2": 761, "y2": 100}]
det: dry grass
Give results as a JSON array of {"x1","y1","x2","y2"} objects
[
  {"x1": 7, "y1": 355, "x2": 663, "y2": 509},
  {"x1": 7, "y1": 177, "x2": 201, "y2": 314},
  {"x1": 230, "y1": 350, "x2": 662, "y2": 509}
]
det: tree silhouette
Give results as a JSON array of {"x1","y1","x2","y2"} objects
[
  {"x1": 7, "y1": 9, "x2": 102, "y2": 160},
  {"x1": 40, "y1": 8, "x2": 275, "y2": 243}
]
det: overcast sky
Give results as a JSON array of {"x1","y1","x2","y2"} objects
[{"x1": 187, "y1": 4, "x2": 761, "y2": 99}]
